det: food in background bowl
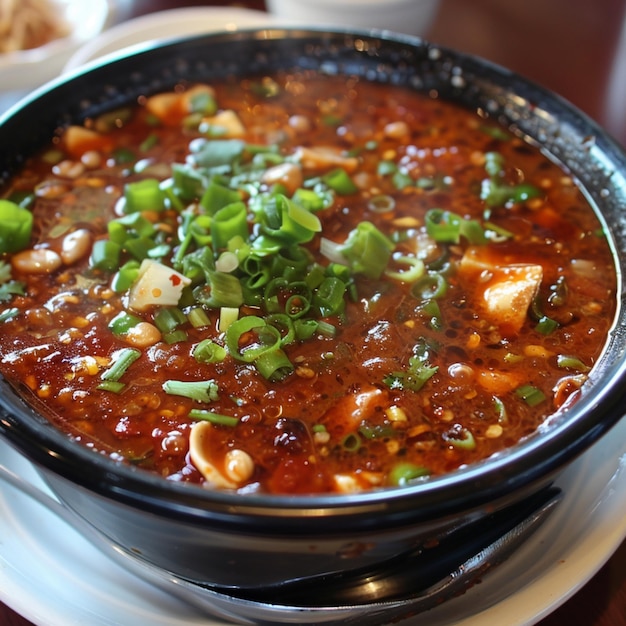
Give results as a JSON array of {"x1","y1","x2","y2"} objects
[
  {"x1": 0, "y1": 0, "x2": 69, "y2": 53},
  {"x1": 0, "y1": 30, "x2": 624, "y2": 591}
]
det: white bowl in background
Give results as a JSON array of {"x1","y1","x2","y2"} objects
[{"x1": 265, "y1": 0, "x2": 441, "y2": 37}]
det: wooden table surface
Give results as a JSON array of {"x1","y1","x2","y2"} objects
[{"x1": 1, "y1": 1, "x2": 625, "y2": 625}]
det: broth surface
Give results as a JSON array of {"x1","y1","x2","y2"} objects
[{"x1": 0, "y1": 72, "x2": 616, "y2": 494}]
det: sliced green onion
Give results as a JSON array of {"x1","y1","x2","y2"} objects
[
  {"x1": 123, "y1": 178, "x2": 166, "y2": 213},
  {"x1": 219, "y1": 306, "x2": 240, "y2": 332},
  {"x1": 494, "y1": 396, "x2": 508, "y2": 423},
  {"x1": 193, "y1": 339, "x2": 227, "y2": 364},
  {"x1": 385, "y1": 254, "x2": 425, "y2": 283},
  {"x1": 411, "y1": 272, "x2": 447, "y2": 301},
  {"x1": 0, "y1": 307, "x2": 18, "y2": 323},
  {"x1": 125, "y1": 236, "x2": 158, "y2": 261},
  {"x1": 415, "y1": 299, "x2": 443, "y2": 330},
  {"x1": 190, "y1": 139, "x2": 246, "y2": 168},
  {"x1": 377, "y1": 160, "x2": 397, "y2": 176},
  {"x1": 0, "y1": 200, "x2": 33, "y2": 253},
  {"x1": 322, "y1": 168, "x2": 358, "y2": 195},
  {"x1": 112, "y1": 148, "x2": 136, "y2": 164},
  {"x1": 111, "y1": 261, "x2": 141, "y2": 293},
  {"x1": 254, "y1": 348, "x2": 294, "y2": 381},
  {"x1": 315, "y1": 320, "x2": 337, "y2": 338},
  {"x1": 535, "y1": 315, "x2": 559, "y2": 335},
  {"x1": 285, "y1": 291, "x2": 311, "y2": 319},
  {"x1": 313, "y1": 277, "x2": 346, "y2": 317},
  {"x1": 515, "y1": 384, "x2": 546, "y2": 406},
  {"x1": 162, "y1": 379, "x2": 219, "y2": 403},
  {"x1": 96, "y1": 380, "x2": 126, "y2": 394},
  {"x1": 556, "y1": 355, "x2": 591, "y2": 372},
  {"x1": 294, "y1": 318, "x2": 319, "y2": 340},
  {"x1": 171, "y1": 163, "x2": 208, "y2": 200},
  {"x1": 341, "y1": 432, "x2": 362, "y2": 452},
  {"x1": 211, "y1": 202, "x2": 249, "y2": 251},
  {"x1": 163, "y1": 329, "x2": 188, "y2": 344},
  {"x1": 484, "y1": 221, "x2": 514, "y2": 240},
  {"x1": 108, "y1": 213, "x2": 155, "y2": 243},
  {"x1": 392, "y1": 170, "x2": 413, "y2": 190},
  {"x1": 200, "y1": 181, "x2": 242, "y2": 216},
  {"x1": 188, "y1": 409, "x2": 239, "y2": 427},
  {"x1": 139, "y1": 133, "x2": 159, "y2": 152},
  {"x1": 459, "y1": 218, "x2": 487, "y2": 245},
  {"x1": 260, "y1": 195, "x2": 322, "y2": 245},
  {"x1": 266, "y1": 313, "x2": 296, "y2": 346},
  {"x1": 388, "y1": 462, "x2": 430, "y2": 486},
  {"x1": 484, "y1": 151, "x2": 505, "y2": 178},
  {"x1": 304, "y1": 263, "x2": 326, "y2": 290},
  {"x1": 108, "y1": 311, "x2": 142, "y2": 336},
  {"x1": 481, "y1": 153, "x2": 542, "y2": 208},
  {"x1": 291, "y1": 188, "x2": 329, "y2": 212},
  {"x1": 332, "y1": 221, "x2": 394, "y2": 279},
  {"x1": 90, "y1": 239, "x2": 121, "y2": 272},
  {"x1": 367, "y1": 194, "x2": 396, "y2": 213},
  {"x1": 425, "y1": 208, "x2": 486, "y2": 244},
  {"x1": 226, "y1": 316, "x2": 278, "y2": 362},
  {"x1": 101, "y1": 348, "x2": 141, "y2": 382},
  {"x1": 187, "y1": 306, "x2": 211, "y2": 328},
  {"x1": 264, "y1": 277, "x2": 288, "y2": 313},
  {"x1": 189, "y1": 91, "x2": 217, "y2": 115},
  {"x1": 203, "y1": 270, "x2": 244, "y2": 308}
]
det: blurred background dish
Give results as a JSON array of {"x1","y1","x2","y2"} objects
[
  {"x1": 0, "y1": 0, "x2": 110, "y2": 92},
  {"x1": 264, "y1": 0, "x2": 440, "y2": 36}
]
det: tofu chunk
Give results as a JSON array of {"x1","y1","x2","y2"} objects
[{"x1": 459, "y1": 247, "x2": 543, "y2": 335}]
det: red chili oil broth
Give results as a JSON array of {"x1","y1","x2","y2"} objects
[{"x1": 0, "y1": 71, "x2": 616, "y2": 495}]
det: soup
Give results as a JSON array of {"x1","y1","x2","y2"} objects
[{"x1": 0, "y1": 72, "x2": 616, "y2": 494}]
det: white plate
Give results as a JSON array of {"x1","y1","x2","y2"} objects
[
  {"x1": 0, "y1": 0, "x2": 110, "y2": 92},
  {"x1": 1, "y1": 410, "x2": 625, "y2": 626},
  {"x1": 63, "y1": 7, "x2": 279, "y2": 73}
]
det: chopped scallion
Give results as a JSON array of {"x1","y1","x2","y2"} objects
[
  {"x1": 101, "y1": 348, "x2": 141, "y2": 382},
  {"x1": 162, "y1": 379, "x2": 219, "y2": 403},
  {"x1": 188, "y1": 409, "x2": 238, "y2": 427},
  {"x1": 0, "y1": 200, "x2": 33, "y2": 253},
  {"x1": 557, "y1": 355, "x2": 591, "y2": 372},
  {"x1": 193, "y1": 339, "x2": 227, "y2": 364},
  {"x1": 388, "y1": 462, "x2": 430, "y2": 486},
  {"x1": 515, "y1": 384, "x2": 546, "y2": 406}
]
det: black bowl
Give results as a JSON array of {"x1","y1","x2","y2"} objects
[{"x1": 0, "y1": 27, "x2": 625, "y2": 590}]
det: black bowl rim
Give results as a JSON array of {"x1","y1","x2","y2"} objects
[{"x1": 1, "y1": 26, "x2": 625, "y2": 531}]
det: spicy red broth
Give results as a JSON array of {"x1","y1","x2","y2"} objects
[{"x1": 0, "y1": 72, "x2": 616, "y2": 494}]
